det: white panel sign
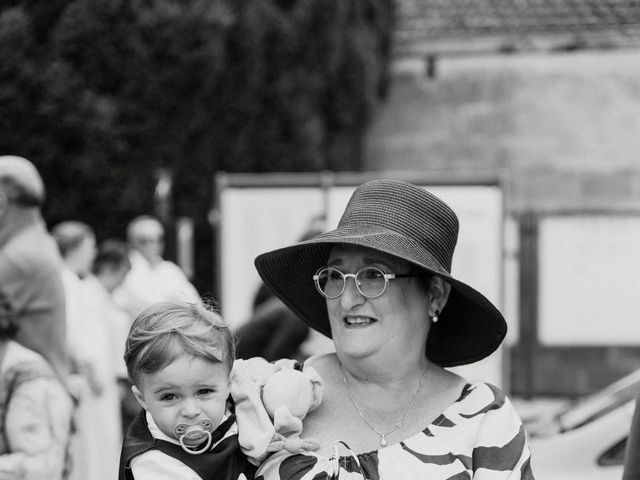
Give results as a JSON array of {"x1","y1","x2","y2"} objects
[
  {"x1": 219, "y1": 187, "x2": 324, "y2": 327},
  {"x1": 429, "y1": 187, "x2": 504, "y2": 385},
  {"x1": 539, "y1": 215, "x2": 640, "y2": 345}
]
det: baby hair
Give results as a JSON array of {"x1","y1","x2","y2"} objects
[{"x1": 124, "y1": 301, "x2": 236, "y2": 387}]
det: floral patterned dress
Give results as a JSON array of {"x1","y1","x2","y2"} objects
[{"x1": 255, "y1": 382, "x2": 534, "y2": 480}]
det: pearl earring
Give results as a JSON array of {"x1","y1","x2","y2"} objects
[{"x1": 432, "y1": 309, "x2": 440, "y2": 323}]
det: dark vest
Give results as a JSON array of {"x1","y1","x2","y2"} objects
[{"x1": 119, "y1": 410, "x2": 256, "y2": 480}]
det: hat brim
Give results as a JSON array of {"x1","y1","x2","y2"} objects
[{"x1": 254, "y1": 226, "x2": 506, "y2": 367}]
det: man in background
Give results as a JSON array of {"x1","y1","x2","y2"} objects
[
  {"x1": 0, "y1": 155, "x2": 69, "y2": 381},
  {"x1": 113, "y1": 215, "x2": 200, "y2": 320}
]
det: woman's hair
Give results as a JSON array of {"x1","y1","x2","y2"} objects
[
  {"x1": 415, "y1": 271, "x2": 436, "y2": 294},
  {"x1": 124, "y1": 301, "x2": 235, "y2": 387},
  {"x1": 51, "y1": 221, "x2": 94, "y2": 259}
]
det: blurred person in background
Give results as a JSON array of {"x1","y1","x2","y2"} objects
[
  {"x1": 236, "y1": 282, "x2": 310, "y2": 361},
  {"x1": 113, "y1": 215, "x2": 200, "y2": 320},
  {"x1": 236, "y1": 227, "x2": 326, "y2": 362},
  {"x1": 52, "y1": 221, "x2": 121, "y2": 480},
  {"x1": 0, "y1": 155, "x2": 70, "y2": 383},
  {"x1": 83, "y1": 239, "x2": 139, "y2": 436},
  {"x1": 0, "y1": 290, "x2": 73, "y2": 480}
]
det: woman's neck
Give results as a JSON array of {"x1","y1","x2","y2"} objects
[{"x1": 336, "y1": 351, "x2": 429, "y2": 389}]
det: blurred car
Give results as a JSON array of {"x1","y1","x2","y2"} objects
[{"x1": 525, "y1": 368, "x2": 640, "y2": 479}]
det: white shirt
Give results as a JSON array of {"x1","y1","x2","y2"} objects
[
  {"x1": 61, "y1": 268, "x2": 122, "y2": 480},
  {"x1": 82, "y1": 275, "x2": 131, "y2": 379},
  {"x1": 113, "y1": 250, "x2": 201, "y2": 319}
]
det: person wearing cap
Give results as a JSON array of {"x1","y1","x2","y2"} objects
[
  {"x1": 249, "y1": 179, "x2": 534, "y2": 479},
  {"x1": 0, "y1": 155, "x2": 70, "y2": 383}
]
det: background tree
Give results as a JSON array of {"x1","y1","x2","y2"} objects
[{"x1": 0, "y1": 0, "x2": 395, "y2": 293}]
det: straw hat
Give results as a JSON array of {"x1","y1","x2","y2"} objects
[{"x1": 254, "y1": 179, "x2": 506, "y2": 367}]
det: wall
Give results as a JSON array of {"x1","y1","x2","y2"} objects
[{"x1": 364, "y1": 48, "x2": 640, "y2": 396}]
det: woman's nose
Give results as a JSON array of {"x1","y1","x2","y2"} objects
[{"x1": 340, "y1": 276, "x2": 364, "y2": 308}]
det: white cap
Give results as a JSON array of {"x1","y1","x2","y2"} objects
[{"x1": 0, "y1": 155, "x2": 45, "y2": 205}]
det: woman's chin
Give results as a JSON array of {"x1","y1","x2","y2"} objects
[{"x1": 335, "y1": 335, "x2": 383, "y2": 359}]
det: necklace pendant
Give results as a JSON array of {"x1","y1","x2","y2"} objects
[{"x1": 380, "y1": 435, "x2": 388, "y2": 447}]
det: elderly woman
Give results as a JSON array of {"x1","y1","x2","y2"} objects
[
  {"x1": 0, "y1": 293, "x2": 73, "y2": 479},
  {"x1": 251, "y1": 179, "x2": 533, "y2": 479}
]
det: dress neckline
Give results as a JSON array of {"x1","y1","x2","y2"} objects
[{"x1": 315, "y1": 381, "x2": 477, "y2": 461}]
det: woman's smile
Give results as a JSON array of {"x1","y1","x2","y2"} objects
[{"x1": 343, "y1": 315, "x2": 377, "y2": 327}]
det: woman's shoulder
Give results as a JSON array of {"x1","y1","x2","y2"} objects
[
  {"x1": 303, "y1": 353, "x2": 337, "y2": 374},
  {"x1": 457, "y1": 381, "x2": 511, "y2": 406},
  {"x1": 303, "y1": 353, "x2": 341, "y2": 385},
  {"x1": 443, "y1": 380, "x2": 524, "y2": 430},
  {"x1": 2, "y1": 341, "x2": 50, "y2": 371},
  {"x1": 1, "y1": 341, "x2": 68, "y2": 398},
  {"x1": 304, "y1": 352, "x2": 334, "y2": 367}
]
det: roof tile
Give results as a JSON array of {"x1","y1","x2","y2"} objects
[{"x1": 395, "y1": 0, "x2": 640, "y2": 55}]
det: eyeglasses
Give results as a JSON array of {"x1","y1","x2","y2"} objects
[{"x1": 313, "y1": 266, "x2": 416, "y2": 299}]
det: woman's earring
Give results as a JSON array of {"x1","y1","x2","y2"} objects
[{"x1": 432, "y1": 309, "x2": 440, "y2": 323}]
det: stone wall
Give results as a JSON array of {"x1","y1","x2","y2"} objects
[{"x1": 365, "y1": 49, "x2": 640, "y2": 213}]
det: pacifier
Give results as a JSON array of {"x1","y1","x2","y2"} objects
[{"x1": 174, "y1": 418, "x2": 214, "y2": 454}]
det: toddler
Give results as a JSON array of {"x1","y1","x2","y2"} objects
[{"x1": 118, "y1": 301, "x2": 255, "y2": 480}]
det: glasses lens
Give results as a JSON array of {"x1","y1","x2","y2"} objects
[
  {"x1": 316, "y1": 267, "x2": 344, "y2": 298},
  {"x1": 356, "y1": 267, "x2": 387, "y2": 298}
]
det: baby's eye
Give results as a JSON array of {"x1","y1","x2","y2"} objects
[
  {"x1": 197, "y1": 388, "x2": 215, "y2": 396},
  {"x1": 159, "y1": 393, "x2": 177, "y2": 401}
]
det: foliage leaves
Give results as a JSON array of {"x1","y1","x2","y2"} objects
[{"x1": 0, "y1": 0, "x2": 394, "y2": 290}]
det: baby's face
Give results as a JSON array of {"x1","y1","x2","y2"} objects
[{"x1": 133, "y1": 354, "x2": 230, "y2": 441}]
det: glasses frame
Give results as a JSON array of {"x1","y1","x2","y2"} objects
[{"x1": 313, "y1": 266, "x2": 417, "y2": 299}]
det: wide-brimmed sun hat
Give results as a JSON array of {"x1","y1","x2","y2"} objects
[{"x1": 254, "y1": 178, "x2": 506, "y2": 367}]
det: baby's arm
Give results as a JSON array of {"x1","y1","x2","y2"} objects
[{"x1": 2, "y1": 377, "x2": 73, "y2": 480}]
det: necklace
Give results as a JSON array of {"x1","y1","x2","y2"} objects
[{"x1": 341, "y1": 365, "x2": 427, "y2": 447}]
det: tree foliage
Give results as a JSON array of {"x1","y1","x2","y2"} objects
[{"x1": 0, "y1": 0, "x2": 395, "y2": 291}]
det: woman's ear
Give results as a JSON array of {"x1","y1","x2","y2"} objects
[
  {"x1": 131, "y1": 385, "x2": 147, "y2": 410},
  {"x1": 429, "y1": 277, "x2": 451, "y2": 314}
]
